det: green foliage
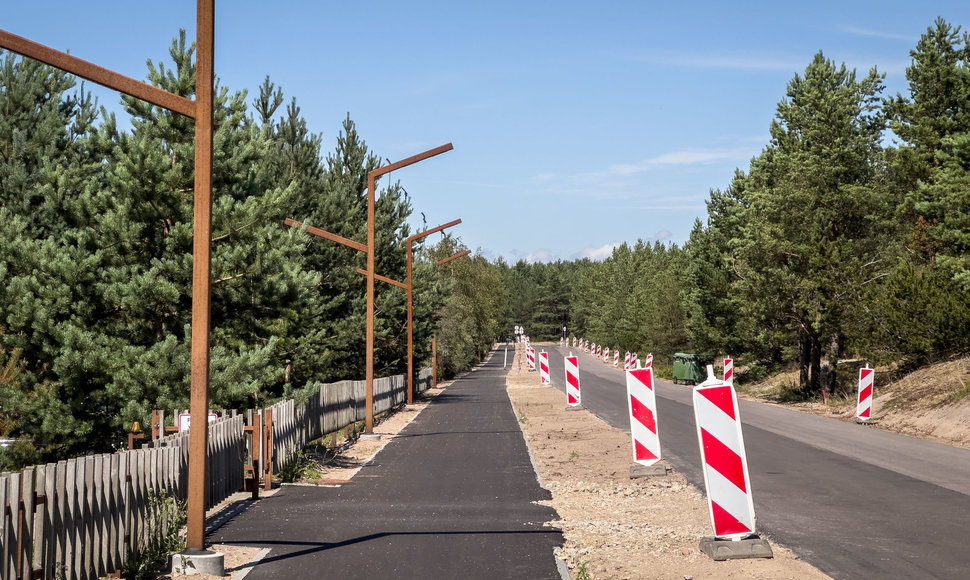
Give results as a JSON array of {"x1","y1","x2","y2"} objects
[
  {"x1": 123, "y1": 489, "x2": 187, "y2": 580},
  {"x1": 0, "y1": 35, "x2": 424, "y2": 462},
  {"x1": 432, "y1": 235, "x2": 506, "y2": 379},
  {"x1": 861, "y1": 260, "x2": 970, "y2": 369}
]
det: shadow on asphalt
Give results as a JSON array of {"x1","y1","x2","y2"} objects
[
  {"x1": 217, "y1": 529, "x2": 563, "y2": 569},
  {"x1": 391, "y1": 430, "x2": 524, "y2": 438}
]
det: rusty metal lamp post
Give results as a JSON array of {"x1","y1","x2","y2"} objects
[
  {"x1": 427, "y1": 249, "x2": 471, "y2": 390},
  {"x1": 0, "y1": 1, "x2": 217, "y2": 563},
  {"x1": 286, "y1": 142, "x2": 452, "y2": 435},
  {"x1": 405, "y1": 220, "x2": 462, "y2": 404}
]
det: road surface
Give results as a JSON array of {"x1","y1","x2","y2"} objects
[{"x1": 529, "y1": 344, "x2": 970, "y2": 580}]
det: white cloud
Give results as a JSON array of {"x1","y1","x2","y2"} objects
[
  {"x1": 587, "y1": 147, "x2": 756, "y2": 181},
  {"x1": 574, "y1": 243, "x2": 619, "y2": 262},
  {"x1": 840, "y1": 25, "x2": 917, "y2": 42}
]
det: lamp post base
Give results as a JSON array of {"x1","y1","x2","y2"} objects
[{"x1": 170, "y1": 549, "x2": 225, "y2": 576}]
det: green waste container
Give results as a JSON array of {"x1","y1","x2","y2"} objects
[{"x1": 672, "y1": 353, "x2": 713, "y2": 385}]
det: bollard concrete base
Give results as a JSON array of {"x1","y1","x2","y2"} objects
[
  {"x1": 359, "y1": 433, "x2": 381, "y2": 441},
  {"x1": 170, "y1": 549, "x2": 225, "y2": 576},
  {"x1": 698, "y1": 535, "x2": 773, "y2": 561},
  {"x1": 629, "y1": 462, "x2": 667, "y2": 479},
  {"x1": 564, "y1": 405, "x2": 585, "y2": 411}
]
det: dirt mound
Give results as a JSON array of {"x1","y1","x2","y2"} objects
[{"x1": 740, "y1": 356, "x2": 970, "y2": 449}]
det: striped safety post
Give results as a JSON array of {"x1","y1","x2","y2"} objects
[
  {"x1": 693, "y1": 374, "x2": 757, "y2": 539},
  {"x1": 596, "y1": 345, "x2": 601, "y2": 357},
  {"x1": 624, "y1": 351, "x2": 631, "y2": 370},
  {"x1": 527, "y1": 345, "x2": 536, "y2": 371},
  {"x1": 565, "y1": 354, "x2": 581, "y2": 406},
  {"x1": 585, "y1": 340, "x2": 590, "y2": 353},
  {"x1": 724, "y1": 357, "x2": 734, "y2": 386},
  {"x1": 539, "y1": 351, "x2": 550, "y2": 384},
  {"x1": 626, "y1": 365, "x2": 661, "y2": 465},
  {"x1": 603, "y1": 347, "x2": 610, "y2": 363},
  {"x1": 613, "y1": 349, "x2": 620, "y2": 367},
  {"x1": 857, "y1": 366, "x2": 873, "y2": 421},
  {"x1": 632, "y1": 353, "x2": 639, "y2": 368},
  {"x1": 645, "y1": 353, "x2": 653, "y2": 368}
]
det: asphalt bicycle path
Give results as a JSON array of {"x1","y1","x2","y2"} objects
[
  {"x1": 210, "y1": 350, "x2": 565, "y2": 579},
  {"x1": 532, "y1": 343, "x2": 970, "y2": 580}
]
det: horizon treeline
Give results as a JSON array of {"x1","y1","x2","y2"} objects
[
  {"x1": 0, "y1": 32, "x2": 500, "y2": 468},
  {"x1": 501, "y1": 18, "x2": 970, "y2": 393}
]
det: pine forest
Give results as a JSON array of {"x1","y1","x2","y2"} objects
[{"x1": 2, "y1": 20, "x2": 970, "y2": 470}]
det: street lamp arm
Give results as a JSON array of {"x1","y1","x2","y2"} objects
[
  {"x1": 406, "y1": 218, "x2": 462, "y2": 243},
  {"x1": 0, "y1": 29, "x2": 197, "y2": 119},
  {"x1": 369, "y1": 143, "x2": 454, "y2": 179},
  {"x1": 437, "y1": 249, "x2": 472, "y2": 265},
  {"x1": 356, "y1": 268, "x2": 407, "y2": 289},
  {"x1": 285, "y1": 218, "x2": 368, "y2": 253}
]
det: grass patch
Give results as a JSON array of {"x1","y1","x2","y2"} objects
[{"x1": 123, "y1": 489, "x2": 186, "y2": 579}]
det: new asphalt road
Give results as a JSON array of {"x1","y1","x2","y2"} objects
[
  {"x1": 539, "y1": 344, "x2": 970, "y2": 580},
  {"x1": 210, "y1": 351, "x2": 564, "y2": 579}
]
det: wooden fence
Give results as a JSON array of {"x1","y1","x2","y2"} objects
[{"x1": 0, "y1": 368, "x2": 431, "y2": 579}]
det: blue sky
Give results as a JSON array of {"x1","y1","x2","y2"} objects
[{"x1": 3, "y1": 1, "x2": 966, "y2": 262}]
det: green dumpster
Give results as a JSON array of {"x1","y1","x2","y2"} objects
[{"x1": 672, "y1": 353, "x2": 713, "y2": 385}]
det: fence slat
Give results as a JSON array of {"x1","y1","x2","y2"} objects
[
  {"x1": 1, "y1": 475, "x2": 10, "y2": 580},
  {"x1": 20, "y1": 468, "x2": 35, "y2": 580}
]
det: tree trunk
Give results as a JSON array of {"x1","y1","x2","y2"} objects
[
  {"x1": 799, "y1": 326, "x2": 812, "y2": 391},
  {"x1": 809, "y1": 331, "x2": 822, "y2": 394},
  {"x1": 826, "y1": 332, "x2": 843, "y2": 395}
]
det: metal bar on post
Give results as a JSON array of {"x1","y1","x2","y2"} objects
[
  {"x1": 284, "y1": 218, "x2": 367, "y2": 253},
  {"x1": 436, "y1": 249, "x2": 471, "y2": 266},
  {"x1": 0, "y1": 30, "x2": 196, "y2": 118},
  {"x1": 355, "y1": 268, "x2": 407, "y2": 290},
  {"x1": 186, "y1": 0, "x2": 215, "y2": 552}
]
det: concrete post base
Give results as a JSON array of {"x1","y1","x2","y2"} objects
[
  {"x1": 564, "y1": 405, "x2": 585, "y2": 411},
  {"x1": 170, "y1": 549, "x2": 225, "y2": 576},
  {"x1": 698, "y1": 535, "x2": 773, "y2": 561},
  {"x1": 629, "y1": 462, "x2": 667, "y2": 479},
  {"x1": 359, "y1": 433, "x2": 381, "y2": 441}
]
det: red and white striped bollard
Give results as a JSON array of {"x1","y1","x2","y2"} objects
[
  {"x1": 626, "y1": 366, "x2": 661, "y2": 465},
  {"x1": 724, "y1": 357, "x2": 734, "y2": 386},
  {"x1": 693, "y1": 372, "x2": 757, "y2": 539},
  {"x1": 539, "y1": 351, "x2": 550, "y2": 384},
  {"x1": 857, "y1": 366, "x2": 873, "y2": 422},
  {"x1": 565, "y1": 354, "x2": 581, "y2": 407}
]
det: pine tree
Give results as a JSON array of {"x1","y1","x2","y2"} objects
[
  {"x1": 738, "y1": 52, "x2": 890, "y2": 393},
  {"x1": 886, "y1": 19, "x2": 970, "y2": 292}
]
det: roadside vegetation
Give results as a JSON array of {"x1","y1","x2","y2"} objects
[
  {"x1": 0, "y1": 34, "x2": 500, "y2": 470},
  {"x1": 501, "y1": 18, "x2": 970, "y2": 404}
]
